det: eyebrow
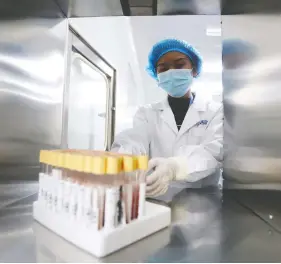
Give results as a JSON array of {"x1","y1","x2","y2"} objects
[{"x1": 156, "y1": 57, "x2": 188, "y2": 67}]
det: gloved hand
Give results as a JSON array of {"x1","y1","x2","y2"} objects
[{"x1": 146, "y1": 157, "x2": 188, "y2": 197}]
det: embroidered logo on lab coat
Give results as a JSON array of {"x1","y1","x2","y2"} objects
[{"x1": 195, "y1": 120, "x2": 208, "y2": 127}]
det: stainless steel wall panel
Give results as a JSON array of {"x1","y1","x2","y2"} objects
[
  {"x1": 222, "y1": 15, "x2": 281, "y2": 189},
  {"x1": 0, "y1": 19, "x2": 68, "y2": 180}
]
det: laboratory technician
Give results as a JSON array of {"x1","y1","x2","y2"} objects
[{"x1": 111, "y1": 39, "x2": 223, "y2": 197}]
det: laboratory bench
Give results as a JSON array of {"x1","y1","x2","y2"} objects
[{"x1": 1, "y1": 182, "x2": 281, "y2": 262}]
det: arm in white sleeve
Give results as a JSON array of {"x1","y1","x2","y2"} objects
[
  {"x1": 111, "y1": 107, "x2": 150, "y2": 155},
  {"x1": 170, "y1": 105, "x2": 223, "y2": 182}
]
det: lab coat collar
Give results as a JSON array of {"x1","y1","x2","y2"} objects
[
  {"x1": 160, "y1": 99, "x2": 178, "y2": 134},
  {"x1": 153, "y1": 93, "x2": 209, "y2": 136},
  {"x1": 154, "y1": 93, "x2": 208, "y2": 112},
  {"x1": 179, "y1": 93, "x2": 209, "y2": 136}
]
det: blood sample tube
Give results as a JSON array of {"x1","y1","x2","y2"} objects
[{"x1": 137, "y1": 155, "x2": 148, "y2": 218}]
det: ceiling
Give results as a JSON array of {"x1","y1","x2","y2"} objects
[
  {"x1": 0, "y1": 0, "x2": 280, "y2": 18},
  {"x1": 125, "y1": 0, "x2": 281, "y2": 16},
  {"x1": 128, "y1": 0, "x2": 156, "y2": 16},
  {"x1": 0, "y1": 0, "x2": 64, "y2": 18}
]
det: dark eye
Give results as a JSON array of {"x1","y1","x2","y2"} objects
[
  {"x1": 175, "y1": 63, "x2": 186, "y2": 69},
  {"x1": 157, "y1": 65, "x2": 169, "y2": 73}
]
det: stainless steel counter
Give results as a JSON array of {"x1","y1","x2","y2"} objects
[{"x1": 1, "y1": 182, "x2": 281, "y2": 262}]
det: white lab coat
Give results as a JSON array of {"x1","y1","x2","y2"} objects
[{"x1": 112, "y1": 93, "x2": 223, "y2": 190}]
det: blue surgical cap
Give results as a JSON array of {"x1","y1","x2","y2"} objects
[
  {"x1": 222, "y1": 39, "x2": 255, "y2": 56},
  {"x1": 222, "y1": 39, "x2": 257, "y2": 66},
  {"x1": 146, "y1": 38, "x2": 203, "y2": 80}
]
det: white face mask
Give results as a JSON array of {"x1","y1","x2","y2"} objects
[{"x1": 157, "y1": 69, "x2": 193, "y2": 98}]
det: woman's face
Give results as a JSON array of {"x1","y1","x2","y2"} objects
[{"x1": 156, "y1": 51, "x2": 195, "y2": 76}]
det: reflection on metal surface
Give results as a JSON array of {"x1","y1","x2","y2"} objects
[
  {"x1": 222, "y1": 15, "x2": 281, "y2": 188},
  {"x1": 229, "y1": 190, "x2": 281, "y2": 233},
  {"x1": 0, "y1": 19, "x2": 67, "y2": 180},
  {"x1": 66, "y1": 29, "x2": 116, "y2": 151},
  {"x1": 0, "y1": 190, "x2": 37, "y2": 263},
  {"x1": 0, "y1": 182, "x2": 38, "y2": 209},
  {"x1": 146, "y1": 189, "x2": 222, "y2": 262},
  {"x1": 2, "y1": 184, "x2": 281, "y2": 262}
]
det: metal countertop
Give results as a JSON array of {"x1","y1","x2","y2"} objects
[{"x1": 1, "y1": 182, "x2": 281, "y2": 262}]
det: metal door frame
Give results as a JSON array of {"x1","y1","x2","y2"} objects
[{"x1": 61, "y1": 26, "x2": 116, "y2": 151}]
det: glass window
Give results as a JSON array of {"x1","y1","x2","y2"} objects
[{"x1": 67, "y1": 52, "x2": 108, "y2": 150}]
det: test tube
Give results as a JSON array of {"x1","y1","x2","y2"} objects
[
  {"x1": 45, "y1": 151, "x2": 55, "y2": 210},
  {"x1": 56, "y1": 152, "x2": 65, "y2": 213},
  {"x1": 104, "y1": 156, "x2": 123, "y2": 230},
  {"x1": 137, "y1": 155, "x2": 148, "y2": 218},
  {"x1": 38, "y1": 150, "x2": 47, "y2": 204},
  {"x1": 86, "y1": 155, "x2": 106, "y2": 230},
  {"x1": 62, "y1": 153, "x2": 74, "y2": 215},
  {"x1": 43, "y1": 150, "x2": 51, "y2": 207},
  {"x1": 69, "y1": 154, "x2": 83, "y2": 221},
  {"x1": 51, "y1": 151, "x2": 63, "y2": 212},
  {"x1": 83, "y1": 156, "x2": 94, "y2": 228},
  {"x1": 123, "y1": 156, "x2": 137, "y2": 223}
]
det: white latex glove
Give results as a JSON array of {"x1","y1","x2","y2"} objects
[{"x1": 146, "y1": 157, "x2": 188, "y2": 197}]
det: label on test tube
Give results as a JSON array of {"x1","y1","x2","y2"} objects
[
  {"x1": 38, "y1": 173, "x2": 44, "y2": 203},
  {"x1": 125, "y1": 184, "x2": 133, "y2": 223},
  {"x1": 69, "y1": 183, "x2": 78, "y2": 219},
  {"x1": 57, "y1": 178, "x2": 64, "y2": 213},
  {"x1": 44, "y1": 176, "x2": 49, "y2": 207},
  {"x1": 47, "y1": 176, "x2": 54, "y2": 210},
  {"x1": 117, "y1": 186, "x2": 124, "y2": 225},
  {"x1": 104, "y1": 187, "x2": 119, "y2": 229},
  {"x1": 138, "y1": 183, "x2": 146, "y2": 217},
  {"x1": 84, "y1": 186, "x2": 92, "y2": 226},
  {"x1": 63, "y1": 180, "x2": 71, "y2": 214},
  {"x1": 77, "y1": 184, "x2": 85, "y2": 222},
  {"x1": 99, "y1": 187, "x2": 105, "y2": 230},
  {"x1": 119, "y1": 187, "x2": 126, "y2": 226},
  {"x1": 121, "y1": 200, "x2": 126, "y2": 225},
  {"x1": 52, "y1": 169, "x2": 59, "y2": 212},
  {"x1": 90, "y1": 188, "x2": 99, "y2": 230}
]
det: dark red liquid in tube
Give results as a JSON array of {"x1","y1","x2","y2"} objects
[{"x1": 132, "y1": 184, "x2": 140, "y2": 219}]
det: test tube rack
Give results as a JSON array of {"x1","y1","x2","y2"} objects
[{"x1": 33, "y1": 201, "x2": 170, "y2": 258}]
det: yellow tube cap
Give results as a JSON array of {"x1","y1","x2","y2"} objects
[
  {"x1": 137, "y1": 155, "x2": 148, "y2": 170},
  {"x1": 72, "y1": 154, "x2": 84, "y2": 172},
  {"x1": 106, "y1": 156, "x2": 122, "y2": 174},
  {"x1": 45, "y1": 150, "x2": 53, "y2": 166},
  {"x1": 57, "y1": 152, "x2": 65, "y2": 168},
  {"x1": 92, "y1": 156, "x2": 106, "y2": 174},
  {"x1": 123, "y1": 156, "x2": 137, "y2": 172},
  {"x1": 83, "y1": 156, "x2": 93, "y2": 173},
  {"x1": 64, "y1": 153, "x2": 72, "y2": 170},
  {"x1": 39, "y1": 150, "x2": 46, "y2": 163},
  {"x1": 53, "y1": 152, "x2": 58, "y2": 167}
]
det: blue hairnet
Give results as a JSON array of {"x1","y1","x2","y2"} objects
[
  {"x1": 146, "y1": 38, "x2": 203, "y2": 80},
  {"x1": 222, "y1": 39, "x2": 255, "y2": 56}
]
